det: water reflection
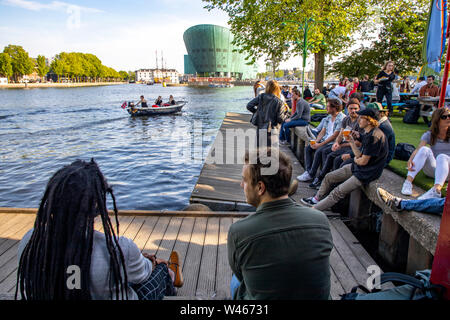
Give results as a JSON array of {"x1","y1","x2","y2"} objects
[{"x1": 0, "y1": 84, "x2": 252, "y2": 210}]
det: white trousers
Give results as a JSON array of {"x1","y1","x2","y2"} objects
[{"x1": 408, "y1": 146, "x2": 450, "y2": 186}]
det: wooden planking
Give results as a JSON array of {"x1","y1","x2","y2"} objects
[
  {"x1": 329, "y1": 220, "x2": 371, "y2": 287},
  {"x1": 156, "y1": 217, "x2": 183, "y2": 261},
  {"x1": 134, "y1": 216, "x2": 159, "y2": 251},
  {"x1": 0, "y1": 215, "x2": 35, "y2": 255},
  {"x1": 121, "y1": 216, "x2": 146, "y2": 242},
  {"x1": 329, "y1": 266, "x2": 346, "y2": 300},
  {"x1": 141, "y1": 217, "x2": 171, "y2": 255},
  {"x1": 329, "y1": 246, "x2": 358, "y2": 293},
  {"x1": 215, "y1": 217, "x2": 233, "y2": 299},
  {"x1": 196, "y1": 217, "x2": 220, "y2": 298},
  {"x1": 177, "y1": 217, "x2": 207, "y2": 297},
  {"x1": 172, "y1": 218, "x2": 195, "y2": 271}
]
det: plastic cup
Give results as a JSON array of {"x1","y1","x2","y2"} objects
[
  {"x1": 310, "y1": 140, "x2": 316, "y2": 146},
  {"x1": 343, "y1": 129, "x2": 351, "y2": 137}
]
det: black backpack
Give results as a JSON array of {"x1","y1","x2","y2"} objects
[
  {"x1": 394, "y1": 143, "x2": 416, "y2": 161},
  {"x1": 403, "y1": 106, "x2": 420, "y2": 124},
  {"x1": 311, "y1": 113, "x2": 328, "y2": 122}
]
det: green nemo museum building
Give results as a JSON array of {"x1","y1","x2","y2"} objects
[{"x1": 183, "y1": 24, "x2": 258, "y2": 80}]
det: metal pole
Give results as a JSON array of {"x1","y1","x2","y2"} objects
[{"x1": 438, "y1": 14, "x2": 450, "y2": 109}]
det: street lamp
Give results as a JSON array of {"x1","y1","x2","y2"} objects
[{"x1": 281, "y1": 18, "x2": 330, "y2": 95}]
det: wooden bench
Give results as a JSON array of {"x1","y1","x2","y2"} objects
[{"x1": 289, "y1": 125, "x2": 441, "y2": 274}]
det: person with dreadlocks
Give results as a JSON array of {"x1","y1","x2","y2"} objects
[{"x1": 16, "y1": 159, "x2": 183, "y2": 300}]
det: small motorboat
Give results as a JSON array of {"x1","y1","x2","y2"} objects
[{"x1": 126, "y1": 101, "x2": 186, "y2": 116}]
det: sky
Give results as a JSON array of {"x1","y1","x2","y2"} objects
[{"x1": 0, "y1": 0, "x2": 364, "y2": 73}]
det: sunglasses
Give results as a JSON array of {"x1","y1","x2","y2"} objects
[{"x1": 441, "y1": 114, "x2": 450, "y2": 120}]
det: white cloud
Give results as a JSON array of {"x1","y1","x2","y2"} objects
[{"x1": 2, "y1": 0, "x2": 102, "y2": 13}]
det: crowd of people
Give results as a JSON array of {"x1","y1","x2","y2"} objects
[{"x1": 13, "y1": 64, "x2": 449, "y2": 302}]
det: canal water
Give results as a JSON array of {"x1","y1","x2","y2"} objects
[{"x1": 0, "y1": 84, "x2": 253, "y2": 210}]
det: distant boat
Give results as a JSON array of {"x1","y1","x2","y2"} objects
[
  {"x1": 126, "y1": 101, "x2": 186, "y2": 116},
  {"x1": 208, "y1": 83, "x2": 234, "y2": 88}
]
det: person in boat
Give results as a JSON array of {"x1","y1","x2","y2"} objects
[
  {"x1": 155, "y1": 96, "x2": 163, "y2": 106},
  {"x1": 168, "y1": 95, "x2": 176, "y2": 105},
  {"x1": 136, "y1": 95, "x2": 148, "y2": 108}
]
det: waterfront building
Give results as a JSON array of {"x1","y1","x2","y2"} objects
[
  {"x1": 135, "y1": 68, "x2": 180, "y2": 83},
  {"x1": 183, "y1": 24, "x2": 258, "y2": 80}
]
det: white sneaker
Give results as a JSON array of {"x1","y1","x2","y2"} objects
[
  {"x1": 417, "y1": 187, "x2": 441, "y2": 200},
  {"x1": 401, "y1": 180, "x2": 413, "y2": 196},
  {"x1": 279, "y1": 140, "x2": 289, "y2": 145},
  {"x1": 297, "y1": 171, "x2": 313, "y2": 182}
]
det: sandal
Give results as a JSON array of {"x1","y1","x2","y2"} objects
[{"x1": 168, "y1": 251, "x2": 184, "y2": 288}]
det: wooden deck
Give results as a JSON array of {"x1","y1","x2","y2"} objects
[
  {"x1": 0, "y1": 211, "x2": 388, "y2": 300},
  {"x1": 190, "y1": 112, "x2": 320, "y2": 211}
]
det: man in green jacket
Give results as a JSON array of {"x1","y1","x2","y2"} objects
[{"x1": 228, "y1": 148, "x2": 333, "y2": 300}]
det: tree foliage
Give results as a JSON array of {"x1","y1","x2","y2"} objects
[
  {"x1": 327, "y1": 0, "x2": 429, "y2": 78},
  {"x1": 0, "y1": 52, "x2": 13, "y2": 79},
  {"x1": 3, "y1": 45, "x2": 34, "y2": 81},
  {"x1": 203, "y1": 0, "x2": 375, "y2": 87},
  {"x1": 36, "y1": 55, "x2": 49, "y2": 79},
  {"x1": 50, "y1": 52, "x2": 125, "y2": 82}
]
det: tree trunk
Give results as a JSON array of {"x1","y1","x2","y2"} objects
[{"x1": 314, "y1": 49, "x2": 326, "y2": 91}]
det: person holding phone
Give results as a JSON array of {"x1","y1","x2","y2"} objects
[{"x1": 374, "y1": 61, "x2": 396, "y2": 116}]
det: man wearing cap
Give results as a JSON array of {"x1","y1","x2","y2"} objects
[{"x1": 301, "y1": 108, "x2": 388, "y2": 210}]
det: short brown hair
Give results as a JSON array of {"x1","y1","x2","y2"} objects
[
  {"x1": 244, "y1": 148, "x2": 292, "y2": 198},
  {"x1": 347, "y1": 98, "x2": 360, "y2": 108},
  {"x1": 328, "y1": 99, "x2": 342, "y2": 112},
  {"x1": 265, "y1": 80, "x2": 281, "y2": 98}
]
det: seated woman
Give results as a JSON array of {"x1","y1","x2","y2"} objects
[
  {"x1": 16, "y1": 159, "x2": 183, "y2": 300},
  {"x1": 401, "y1": 108, "x2": 450, "y2": 199},
  {"x1": 279, "y1": 88, "x2": 310, "y2": 145},
  {"x1": 168, "y1": 95, "x2": 176, "y2": 105},
  {"x1": 155, "y1": 96, "x2": 163, "y2": 106}
]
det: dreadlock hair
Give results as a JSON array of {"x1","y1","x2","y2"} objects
[{"x1": 16, "y1": 159, "x2": 128, "y2": 300}]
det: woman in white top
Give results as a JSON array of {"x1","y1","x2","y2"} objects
[{"x1": 402, "y1": 108, "x2": 450, "y2": 199}]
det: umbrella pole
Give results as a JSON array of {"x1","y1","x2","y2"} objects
[{"x1": 438, "y1": 14, "x2": 450, "y2": 109}]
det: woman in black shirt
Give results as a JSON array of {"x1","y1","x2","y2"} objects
[{"x1": 374, "y1": 61, "x2": 396, "y2": 116}]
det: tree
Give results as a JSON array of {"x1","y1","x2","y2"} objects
[
  {"x1": 0, "y1": 53, "x2": 13, "y2": 80},
  {"x1": 36, "y1": 55, "x2": 49, "y2": 81},
  {"x1": 327, "y1": 0, "x2": 429, "y2": 78},
  {"x1": 203, "y1": 0, "x2": 374, "y2": 89},
  {"x1": 3, "y1": 45, "x2": 34, "y2": 82}
]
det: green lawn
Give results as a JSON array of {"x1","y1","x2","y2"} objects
[{"x1": 310, "y1": 110, "x2": 447, "y2": 196}]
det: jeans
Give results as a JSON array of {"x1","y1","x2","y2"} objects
[
  {"x1": 230, "y1": 274, "x2": 241, "y2": 299},
  {"x1": 305, "y1": 144, "x2": 331, "y2": 176},
  {"x1": 314, "y1": 164, "x2": 363, "y2": 211},
  {"x1": 376, "y1": 86, "x2": 393, "y2": 115},
  {"x1": 401, "y1": 198, "x2": 445, "y2": 215},
  {"x1": 279, "y1": 119, "x2": 308, "y2": 143},
  {"x1": 318, "y1": 146, "x2": 352, "y2": 180},
  {"x1": 310, "y1": 103, "x2": 325, "y2": 110}
]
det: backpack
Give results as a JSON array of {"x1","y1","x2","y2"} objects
[
  {"x1": 311, "y1": 113, "x2": 328, "y2": 122},
  {"x1": 394, "y1": 143, "x2": 416, "y2": 161},
  {"x1": 341, "y1": 270, "x2": 446, "y2": 300},
  {"x1": 403, "y1": 105, "x2": 420, "y2": 124}
]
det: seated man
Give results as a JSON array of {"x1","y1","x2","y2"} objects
[
  {"x1": 229, "y1": 148, "x2": 333, "y2": 300},
  {"x1": 297, "y1": 99, "x2": 346, "y2": 182},
  {"x1": 309, "y1": 99, "x2": 363, "y2": 189},
  {"x1": 16, "y1": 160, "x2": 183, "y2": 300},
  {"x1": 377, "y1": 187, "x2": 444, "y2": 215},
  {"x1": 419, "y1": 75, "x2": 440, "y2": 98},
  {"x1": 301, "y1": 109, "x2": 388, "y2": 211},
  {"x1": 303, "y1": 86, "x2": 313, "y2": 100},
  {"x1": 279, "y1": 88, "x2": 310, "y2": 145},
  {"x1": 309, "y1": 88, "x2": 327, "y2": 110},
  {"x1": 168, "y1": 95, "x2": 176, "y2": 105},
  {"x1": 136, "y1": 95, "x2": 148, "y2": 108}
]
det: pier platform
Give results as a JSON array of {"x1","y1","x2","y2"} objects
[{"x1": 0, "y1": 112, "x2": 391, "y2": 300}]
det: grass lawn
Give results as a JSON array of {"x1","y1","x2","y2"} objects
[{"x1": 310, "y1": 109, "x2": 447, "y2": 196}]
